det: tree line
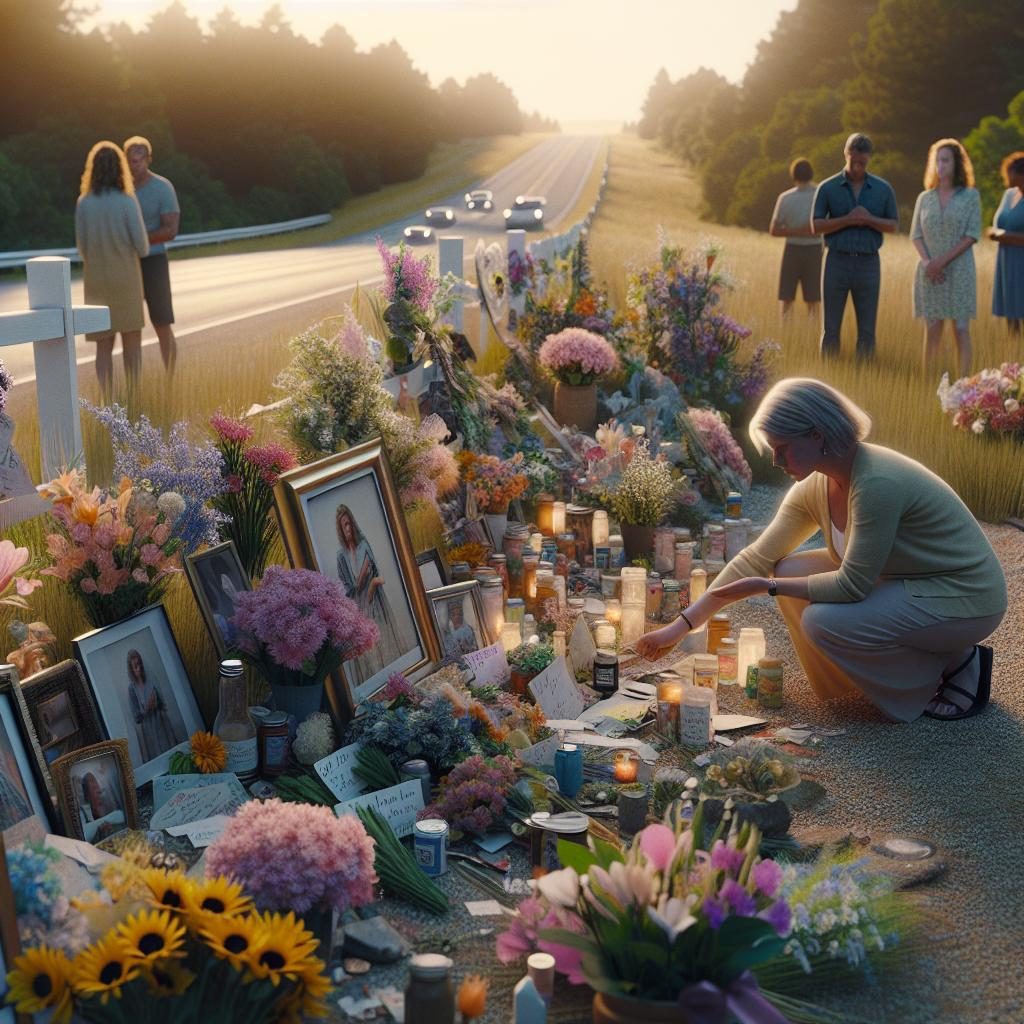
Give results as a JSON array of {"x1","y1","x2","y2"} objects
[
  {"x1": 637, "y1": 0, "x2": 1024, "y2": 230},
  {"x1": 0, "y1": 0, "x2": 558, "y2": 251}
]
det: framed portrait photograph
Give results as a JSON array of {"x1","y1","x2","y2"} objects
[
  {"x1": 21, "y1": 660, "x2": 103, "y2": 767},
  {"x1": 416, "y1": 549, "x2": 449, "y2": 592},
  {"x1": 73, "y1": 605, "x2": 204, "y2": 787},
  {"x1": 0, "y1": 666, "x2": 57, "y2": 835},
  {"x1": 274, "y1": 438, "x2": 442, "y2": 719},
  {"x1": 51, "y1": 740, "x2": 138, "y2": 844},
  {"x1": 184, "y1": 540, "x2": 252, "y2": 657},
  {"x1": 426, "y1": 581, "x2": 489, "y2": 670}
]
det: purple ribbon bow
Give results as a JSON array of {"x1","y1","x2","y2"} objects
[{"x1": 679, "y1": 971, "x2": 791, "y2": 1024}]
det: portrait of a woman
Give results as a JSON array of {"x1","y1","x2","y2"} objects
[
  {"x1": 126, "y1": 648, "x2": 183, "y2": 761},
  {"x1": 75, "y1": 763, "x2": 126, "y2": 842},
  {"x1": 334, "y1": 503, "x2": 416, "y2": 683}
]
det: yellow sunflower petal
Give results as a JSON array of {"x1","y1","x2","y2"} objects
[
  {"x1": 72, "y1": 933, "x2": 140, "y2": 1004},
  {"x1": 5, "y1": 945, "x2": 74, "y2": 1023},
  {"x1": 116, "y1": 909, "x2": 187, "y2": 965},
  {"x1": 142, "y1": 960, "x2": 196, "y2": 997},
  {"x1": 138, "y1": 867, "x2": 194, "y2": 913},
  {"x1": 244, "y1": 912, "x2": 320, "y2": 985},
  {"x1": 198, "y1": 912, "x2": 268, "y2": 970},
  {"x1": 184, "y1": 875, "x2": 253, "y2": 927}
]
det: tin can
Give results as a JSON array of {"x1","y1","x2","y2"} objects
[
  {"x1": 401, "y1": 758, "x2": 433, "y2": 804},
  {"x1": 414, "y1": 818, "x2": 449, "y2": 876},
  {"x1": 725, "y1": 492, "x2": 743, "y2": 519},
  {"x1": 528, "y1": 811, "x2": 589, "y2": 876},
  {"x1": 592, "y1": 649, "x2": 619, "y2": 695},
  {"x1": 757, "y1": 658, "x2": 784, "y2": 710},
  {"x1": 258, "y1": 712, "x2": 291, "y2": 777},
  {"x1": 745, "y1": 664, "x2": 760, "y2": 700}
]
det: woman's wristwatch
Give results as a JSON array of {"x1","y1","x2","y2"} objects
[{"x1": 767, "y1": 578, "x2": 778, "y2": 598}]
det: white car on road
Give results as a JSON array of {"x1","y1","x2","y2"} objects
[
  {"x1": 403, "y1": 225, "x2": 433, "y2": 244},
  {"x1": 425, "y1": 207, "x2": 456, "y2": 227},
  {"x1": 464, "y1": 189, "x2": 494, "y2": 211},
  {"x1": 503, "y1": 195, "x2": 545, "y2": 229}
]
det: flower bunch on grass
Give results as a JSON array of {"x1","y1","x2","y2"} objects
[
  {"x1": 496, "y1": 807, "x2": 793, "y2": 1012},
  {"x1": 38, "y1": 469, "x2": 181, "y2": 628},
  {"x1": 0, "y1": 539, "x2": 42, "y2": 611},
  {"x1": 685, "y1": 407, "x2": 752, "y2": 488},
  {"x1": 420, "y1": 754, "x2": 518, "y2": 837},
  {"x1": 84, "y1": 403, "x2": 226, "y2": 553},
  {"x1": 5, "y1": 868, "x2": 331, "y2": 1024},
  {"x1": 206, "y1": 799, "x2": 376, "y2": 914},
  {"x1": 208, "y1": 414, "x2": 297, "y2": 581},
  {"x1": 538, "y1": 327, "x2": 619, "y2": 386},
  {"x1": 458, "y1": 451, "x2": 529, "y2": 513},
  {"x1": 937, "y1": 363, "x2": 1024, "y2": 437},
  {"x1": 606, "y1": 439, "x2": 677, "y2": 527},
  {"x1": 701, "y1": 741, "x2": 799, "y2": 797},
  {"x1": 231, "y1": 566, "x2": 378, "y2": 689}
]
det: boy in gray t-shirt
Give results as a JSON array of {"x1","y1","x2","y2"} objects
[
  {"x1": 125, "y1": 135, "x2": 180, "y2": 375},
  {"x1": 769, "y1": 158, "x2": 822, "y2": 321}
]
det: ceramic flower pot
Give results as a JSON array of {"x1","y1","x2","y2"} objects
[
  {"x1": 269, "y1": 680, "x2": 324, "y2": 722},
  {"x1": 619, "y1": 523, "x2": 656, "y2": 562},
  {"x1": 509, "y1": 667, "x2": 538, "y2": 697},
  {"x1": 593, "y1": 992, "x2": 697, "y2": 1024},
  {"x1": 554, "y1": 381, "x2": 598, "y2": 434},
  {"x1": 483, "y1": 511, "x2": 509, "y2": 548}
]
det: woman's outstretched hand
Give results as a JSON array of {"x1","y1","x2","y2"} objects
[{"x1": 635, "y1": 621, "x2": 686, "y2": 661}]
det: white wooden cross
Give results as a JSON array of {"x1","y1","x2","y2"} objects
[{"x1": 0, "y1": 256, "x2": 108, "y2": 485}]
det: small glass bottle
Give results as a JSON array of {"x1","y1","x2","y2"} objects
[
  {"x1": 717, "y1": 636, "x2": 739, "y2": 686},
  {"x1": 645, "y1": 571, "x2": 663, "y2": 620},
  {"x1": 213, "y1": 659, "x2": 257, "y2": 782},
  {"x1": 405, "y1": 953, "x2": 455, "y2": 1024},
  {"x1": 707, "y1": 612, "x2": 731, "y2": 654},
  {"x1": 522, "y1": 552, "x2": 540, "y2": 614}
]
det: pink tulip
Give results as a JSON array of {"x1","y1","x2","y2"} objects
[{"x1": 638, "y1": 823, "x2": 678, "y2": 873}]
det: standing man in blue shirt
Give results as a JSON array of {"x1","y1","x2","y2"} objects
[
  {"x1": 812, "y1": 133, "x2": 899, "y2": 359},
  {"x1": 124, "y1": 136, "x2": 180, "y2": 377}
]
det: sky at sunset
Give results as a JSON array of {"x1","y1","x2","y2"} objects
[{"x1": 79, "y1": 0, "x2": 798, "y2": 126}]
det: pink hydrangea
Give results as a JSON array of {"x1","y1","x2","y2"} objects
[
  {"x1": 538, "y1": 328, "x2": 619, "y2": 385},
  {"x1": 206, "y1": 799, "x2": 377, "y2": 914},
  {"x1": 687, "y1": 407, "x2": 752, "y2": 488}
]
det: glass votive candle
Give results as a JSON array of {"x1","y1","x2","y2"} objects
[
  {"x1": 619, "y1": 601, "x2": 645, "y2": 647},
  {"x1": 593, "y1": 618, "x2": 616, "y2": 649},
  {"x1": 689, "y1": 567, "x2": 707, "y2": 603},
  {"x1": 505, "y1": 597, "x2": 525, "y2": 624},
  {"x1": 717, "y1": 636, "x2": 738, "y2": 686},
  {"x1": 551, "y1": 501, "x2": 567, "y2": 535},
  {"x1": 656, "y1": 677, "x2": 685, "y2": 739},
  {"x1": 613, "y1": 750, "x2": 640, "y2": 783},
  {"x1": 529, "y1": 531, "x2": 544, "y2": 554},
  {"x1": 620, "y1": 566, "x2": 647, "y2": 605},
  {"x1": 737, "y1": 627, "x2": 766, "y2": 693},
  {"x1": 707, "y1": 612, "x2": 731, "y2": 654},
  {"x1": 592, "y1": 509, "x2": 609, "y2": 549},
  {"x1": 501, "y1": 619, "x2": 523, "y2": 653},
  {"x1": 603, "y1": 598, "x2": 621, "y2": 625},
  {"x1": 552, "y1": 630, "x2": 566, "y2": 659},
  {"x1": 536, "y1": 494, "x2": 555, "y2": 537}
]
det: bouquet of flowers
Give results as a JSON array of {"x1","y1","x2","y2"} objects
[
  {"x1": 7, "y1": 841, "x2": 91, "y2": 955},
  {"x1": 5, "y1": 868, "x2": 331, "y2": 1024},
  {"x1": 208, "y1": 414, "x2": 297, "y2": 581},
  {"x1": 230, "y1": 566, "x2": 378, "y2": 690},
  {"x1": 496, "y1": 808, "x2": 794, "y2": 1017},
  {"x1": 37, "y1": 469, "x2": 182, "y2": 628},
  {"x1": 0, "y1": 538, "x2": 42, "y2": 611},
  {"x1": 206, "y1": 799, "x2": 377, "y2": 914},
  {"x1": 606, "y1": 438, "x2": 678, "y2": 527},
  {"x1": 458, "y1": 451, "x2": 529, "y2": 513},
  {"x1": 937, "y1": 363, "x2": 1024, "y2": 438},
  {"x1": 701, "y1": 742, "x2": 800, "y2": 798},
  {"x1": 538, "y1": 327, "x2": 619, "y2": 386},
  {"x1": 685, "y1": 407, "x2": 752, "y2": 489},
  {"x1": 418, "y1": 754, "x2": 519, "y2": 837},
  {"x1": 376, "y1": 237, "x2": 440, "y2": 370}
]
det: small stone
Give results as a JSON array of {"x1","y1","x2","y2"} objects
[
  {"x1": 341, "y1": 916, "x2": 410, "y2": 964},
  {"x1": 342, "y1": 958, "x2": 371, "y2": 976},
  {"x1": 331, "y1": 966, "x2": 346, "y2": 984}
]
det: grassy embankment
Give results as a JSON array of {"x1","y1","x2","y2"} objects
[{"x1": 586, "y1": 134, "x2": 1023, "y2": 524}]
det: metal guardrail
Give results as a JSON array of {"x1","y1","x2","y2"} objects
[{"x1": 0, "y1": 213, "x2": 332, "y2": 270}]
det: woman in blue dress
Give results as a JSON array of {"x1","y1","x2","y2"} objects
[{"x1": 988, "y1": 151, "x2": 1024, "y2": 336}]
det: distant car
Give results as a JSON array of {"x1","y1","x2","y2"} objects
[
  {"x1": 464, "y1": 189, "x2": 494, "y2": 211},
  {"x1": 425, "y1": 206, "x2": 456, "y2": 227},
  {"x1": 503, "y1": 195, "x2": 546, "y2": 229},
  {"x1": 403, "y1": 225, "x2": 433, "y2": 244}
]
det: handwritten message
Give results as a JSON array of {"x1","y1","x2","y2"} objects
[
  {"x1": 166, "y1": 814, "x2": 232, "y2": 848},
  {"x1": 149, "y1": 782, "x2": 246, "y2": 830},
  {"x1": 528, "y1": 656, "x2": 584, "y2": 721},
  {"x1": 334, "y1": 780, "x2": 424, "y2": 838},
  {"x1": 464, "y1": 642, "x2": 510, "y2": 686},
  {"x1": 516, "y1": 733, "x2": 560, "y2": 768},
  {"x1": 313, "y1": 742, "x2": 366, "y2": 802},
  {"x1": 152, "y1": 773, "x2": 248, "y2": 810}
]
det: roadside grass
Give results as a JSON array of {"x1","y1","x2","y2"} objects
[
  {"x1": 586, "y1": 134, "x2": 1024, "y2": 523},
  {"x1": 547, "y1": 137, "x2": 610, "y2": 233}
]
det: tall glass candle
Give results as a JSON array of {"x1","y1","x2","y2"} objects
[
  {"x1": 737, "y1": 627, "x2": 766, "y2": 694},
  {"x1": 656, "y1": 677, "x2": 685, "y2": 739},
  {"x1": 689, "y1": 567, "x2": 707, "y2": 603},
  {"x1": 603, "y1": 598, "x2": 621, "y2": 626},
  {"x1": 529, "y1": 532, "x2": 544, "y2": 555},
  {"x1": 592, "y1": 509, "x2": 609, "y2": 549},
  {"x1": 501, "y1": 620, "x2": 523, "y2": 653},
  {"x1": 619, "y1": 601, "x2": 645, "y2": 647},
  {"x1": 620, "y1": 566, "x2": 647, "y2": 605},
  {"x1": 551, "y1": 501, "x2": 566, "y2": 536},
  {"x1": 717, "y1": 636, "x2": 738, "y2": 686},
  {"x1": 535, "y1": 494, "x2": 555, "y2": 537}
]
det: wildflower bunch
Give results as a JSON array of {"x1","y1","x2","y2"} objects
[
  {"x1": 685, "y1": 407, "x2": 752, "y2": 488},
  {"x1": 208, "y1": 414, "x2": 297, "y2": 581},
  {"x1": 231, "y1": 565, "x2": 378, "y2": 687},
  {"x1": 0, "y1": 538, "x2": 42, "y2": 611},
  {"x1": 507, "y1": 248, "x2": 534, "y2": 297},
  {"x1": 458, "y1": 451, "x2": 529, "y2": 513},
  {"x1": 420, "y1": 754, "x2": 518, "y2": 836},
  {"x1": 83, "y1": 403, "x2": 226, "y2": 554},
  {"x1": 5, "y1": 867, "x2": 332, "y2": 1023},
  {"x1": 606, "y1": 439, "x2": 677, "y2": 527},
  {"x1": 937, "y1": 363, "x2": 1024, "y2": 437},
  {"x1": 376, "y1": 237, "x2": 440, "y2": 368},
  {"x1": 496, "y1": 807, "x2": 792, "y2": 1007},
  {"x1": 37, "y1": 469, "x2": 181, "y2": 628},
  {"x1": 0, "y1": 358, "x2": 12, "y2": 415},
  {"x1": 380, "y1": 411, "x2": 460, "y2": 509},
  {"x1": 206, "y1": 799, "x2": 377, "y2": 914},
  {"x1": 538, "y1": 327, "x2": 619, "y2": 386},
  {"x1": 701, "y1": 741, "x2": 800, "y2": 796}
]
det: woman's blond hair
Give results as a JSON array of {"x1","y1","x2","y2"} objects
[
  {"x1": 79, "y1": 141, "x2": 134, "y2": 198},
  {"x1": 923, "y1": 138, "x2": 974, "y2": 190}
]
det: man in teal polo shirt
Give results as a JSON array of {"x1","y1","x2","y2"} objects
[{"x1": 812, "y1": 133, "x2": 898, "y2": 359}]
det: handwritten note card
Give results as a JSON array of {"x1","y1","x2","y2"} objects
[
  {"x1": 464, "y1": 642, "x2": 510, "y2": 686},
  {"x1": 528, "y1": 656, "x2": 584, "y2": 721},
  {"x1": 314, "y1": 742, "x2": 366, "y2": 802},
  {"x1": 150, "y1": 783, "x2": 246, "y2": 830},
  {"x1": 516, "y1": 733, "x2": 561, "y2": 768},
  {"x1": 152, "y1": 773, "x2": 248, "y2": 811},
  {"x1": 334, "y1": 780, "x2": 424, "y2": 838},
  {"x1": 166, "y1": 814, "x2": 232, "y2": 848},
  {"x1": 568, "y1": 615, "x2": 596, "y2": 675}
]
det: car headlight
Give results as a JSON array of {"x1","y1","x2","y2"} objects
[
  {"x1": 484, "y1": 201, "x2": 492, "y2": 209},
  {"x1": 446, "y1": 212, "x2": 453, "y2": 220},
  {"x1": 503, "y1": 209, "x2": 512, "y2": 219},
  {"x1": 534, "y1": 209, "x2": 543, "y2": 220},
  {"x1": 464, "y1": 194, "x2": 472, "y2": 204}
]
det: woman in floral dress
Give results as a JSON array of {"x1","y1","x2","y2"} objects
[{"x1": 910, "y1": 138, "x2": 981, "y2": 379}]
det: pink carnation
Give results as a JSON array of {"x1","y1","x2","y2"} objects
[
  {"x1": 538, "y1": 328, "x2": 619, "y2": 384},
  {"x1": 244, "y1": 442, "x2": 298, "y2": 488}
]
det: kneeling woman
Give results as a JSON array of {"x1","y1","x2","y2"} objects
[{"x1": 636, "y1": 378, "x2": 1006, "y2": 722}]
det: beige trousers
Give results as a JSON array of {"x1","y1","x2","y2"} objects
[{"x1": 774, "y1": 549, "x2": 1005, "y2": 722}]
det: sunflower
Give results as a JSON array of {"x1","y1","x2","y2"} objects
[
  {"x1": 139, "y1": 867, "x2": 193, "y2": 912},
  {"x1": 5, "y1": 945, "x2": 74, "y2": 1024},
  {"x1": 183, "y1": 875, "x2": 253, "y2": 925},
  {"x1": 294, "y1": 956, "x2": 332, "y2": 1018},
  {"x1": 72, "y1": 933, "x2": 141, "y2": 1004},
  {"x1": 245, "y1": 912, "x2": 320, "y2": 985},
  {"x1": 116, "y1": 909, "x2": 187, "y2": 965},
  {"x1": 190, "y1": 731, "x2": 226, "y2": 773},
  {"x1": 142, "y1": 960, "x2": 196, "y2": 998},
  {"x1": 198, "y1": 912, "x2": 267, "y2": 970}
]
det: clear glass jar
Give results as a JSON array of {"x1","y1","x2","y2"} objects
[
  {"x1": 646, "y1": 572, "x2": 663, "y2": 619},
  {"x1": 503, "y1": 524, "x2": 531, "y2": 598},
  {"x1": 707, "y1": 612, "x2": 731, "y2": 654},
  {"x1": 487, "y1": 553, "x2": 509, "y2": 599},
  {"x1": 522, "y1": 552, "x2": 540, "y2": 615},
  {"x1": 654, "y1": 526, "x2": 676, "y2": 574},
  {"x1": 479, "y1": 577, "x2": 505, "y2": 645},
  {"x1": 660, "y1": 578, "x2": 683, "y2": 623},
  {"x1": 620, "y1": 566, "x2": 646, "y2": 605},
  {"x1": 717, "y1": 636, "x2": 738, "y2": 686},
  {"x1": 674, "y1": 541, "x2": 693, "y2": 581},
  {"x1": 405, "y1": 954, "x2": 454, "y2": 1024},
  {"x1": 535, "y1": 569, "x2": 557, "y2": 616},
  {"x1": 213, "y1": 659, "x2": 257, "y2": 783}
]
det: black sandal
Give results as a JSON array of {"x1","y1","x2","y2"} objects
[{"x1": 923, "y1": 645, "x2": 993, "y2": 721}]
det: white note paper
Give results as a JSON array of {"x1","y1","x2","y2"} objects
[
  {"x1": 313, "y1": 742, "x2": 366, "y2": 802},
  {"x1": 516, "y1": 733, "x2": 561, "y2": 768},
  {"x1": 152, "y1": 772, "x2": 249, "y2": 810},
  {"x1": 334, "y1": 780, "x2": 425, "y2": 838},
  {"x1": 150, "y1": 782, "x2": 246, "y2": 830},
  {"x1": 166, "y1": 814, "x2": 232, "y2": 848},
  {"x1": 528, "y1": 656, "x2": 584, "y2": 721},
  {"x1": 568, "y1": 615, "x2": 597, "y2": 675},
  {"x1": 464, "y1": 642, "x2": 510, "y2": 686}
]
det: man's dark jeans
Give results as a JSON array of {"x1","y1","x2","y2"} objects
[{"x1": 820, "y1": 250, "x2": 880, "y2": 358}]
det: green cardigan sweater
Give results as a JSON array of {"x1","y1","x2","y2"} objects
[{"x1": 711, "y1": 443, "x2": 1006, "y2": 617}]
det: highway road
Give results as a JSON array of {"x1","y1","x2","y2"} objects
[{"x1": 0, "y1": 134, "x2": 603, "y2": 383}]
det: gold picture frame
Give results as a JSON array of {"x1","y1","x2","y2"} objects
[
  {"x1": 425, "y1": 580, "x2": 491, "y2": 670},
  {"x1": 21, "y1": 659, "x2": 104, "y2": 769},
  {"x1": 273, "y1": 438, "x2": 442, "y2": 722},
  {"x1": 184, "y1": 540, "x2": 253, "y2": 658},
  {"x1": 51, "y1": 739, "x2": 138, "y2": 844}
]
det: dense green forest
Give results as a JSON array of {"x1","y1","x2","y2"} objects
[
  {"x1": 0, "y1": 0, "x2": 558, "y2": 250},
  {"x1": 638, "y1": 0, "x2": 1024, "y2": 230}
]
